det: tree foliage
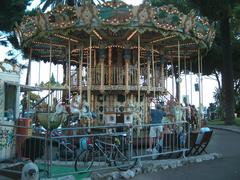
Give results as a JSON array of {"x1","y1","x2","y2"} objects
[
  {"x1": 151, "y1": 0, "x2": 191, "y2": 13},
  {"x1": 0, "y1": 0, "x2": 32, "y2": 32},
  {"x1": 190, "y1": 0, "x2": 240, "y2": 124},
  {"x1": 0, "y1": 0, "x2": 32, "y2": 49},
  {"x1": 151, "y1": 0, "x2": 240, "y2": 124}
]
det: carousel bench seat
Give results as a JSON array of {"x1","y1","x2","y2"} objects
[{"x1": 36, "y1": 112, "x2": 63, "y2": 130}]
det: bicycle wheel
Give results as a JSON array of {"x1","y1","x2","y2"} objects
[
  {"x1": 113, "y1": 147, "x2": 137, "y2": 171},
  {"x1": 75, "y1": 149, "x2": 94, "y2": 172}
]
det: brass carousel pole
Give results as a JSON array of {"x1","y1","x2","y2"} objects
[
  {"x1": 151, "y1": 45, "x2": 155, "y2": 98},
  {"x1": 177, "y1": 40, "x2": 181, "y2": 102},
  {"x1": 48, "y1": 43, "x2": 52, "y2": 131},
  {"x1": 171, "y1": 59, "x2": 175, "y2": 97},
  {"x1": 161, "y1": 57, "x2": 165, "y2": 90},
  {"x1": 88, "y1": 36, "x2": 92, "y2": 108},
  {"x1": 137, "y1": 33, "x2": 142, "y2": 129},
  {"x1": 100, "y1": 51, "x2": 105, "y2": 94},
  {"x1": 47, "y1": 41, "x2": 52, "y2": 177},
  {"x1": 124, "y1": 51, "x2": 129, "y2": 94},
  {"x1": 79, "y1": 45, "x2": 83, "y2": 104},
  {"x1": 93, "y1": 49, "x2": 97, "y2": 112},
  {"x1": 147, "y1": 52, "x2": 151, "y2": 94},
  {"x1": 201, "y1": 55, "x2": 203, "y2": 112},
  {"x1": 184, "y1": 56, "x2": 187, "y2": 101},
  {"x1": 198, "y1": 48, "x2": 202, "y2": 128},
  {"x1": 108, "y1": 47, "x2": 112, "y2": 85},
  {"x1": 166, "y1": 63, "x2": 168, "y2": 91},
  {"x1": 68, "y1": 39, "x2": 71, "y2": 102},
  {"x1": 137, "y1": 33, "x2": 141, "y2": 104},
  {"x1": 56, "y1": 64, "x2": 59, "y2": 100},
  {"x1": 190, "y1": 60, "x2": 193, "y2": 105},
  {"x1": 87, "y1": 35, "x2": 92, "y2": 127}
]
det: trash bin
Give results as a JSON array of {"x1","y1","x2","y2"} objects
[{"x1": 16, "y1": 118, "x2": 32, "y2": 158}]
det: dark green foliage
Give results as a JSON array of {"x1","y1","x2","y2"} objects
[
  {"x1": 189, "y1": 0, "x2": 230, "y2": 21},
  {"x1": 0, "y1": 0, "x2": 32, "y2": 50},
  {"x1": 151, "y1": 0, "x2": 191, "y2": 13},
  {"x1": 151, "y1": 0, "x2": 239, "y2": 124},
  {"x1": 213, "y1": 88, "x2": 224, "y2": 120},
  {"x1": 7, "y1": 32, "x2": 21, "y2": 49},
  {"x1": 50, "y1": 73, "x2": 56, "y2": 84},
  {"x1": 0, "y1": 0, "x2": 32, "y2": 32},
  {"x1": 189, "y1": 0, "x2": 240, "y2": 125}
]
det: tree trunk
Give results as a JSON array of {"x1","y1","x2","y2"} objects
[
  {"x1": 220, "y1": 15, "x2": 235, "y2": 125},
  {"x1": 25, "y1": 59, "x2": 31, "y2": 86},
  {"x1": 213, "y1": 70, "x2": 221, "y2": 90},
  {"x1": 213, "y1": 70, "x2": 224, "y2": 119}
]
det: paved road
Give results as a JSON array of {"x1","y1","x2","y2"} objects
[{"x1": 134, "y1": 129, "x2": 240, "y2": 180}]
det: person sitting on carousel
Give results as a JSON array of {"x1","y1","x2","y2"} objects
[
  {"x1": 70, "y1": 92, "x2": 81, "y2": 123},
  {"x1": 166, "y1": 95, "x2": 177, "y2": 122}
]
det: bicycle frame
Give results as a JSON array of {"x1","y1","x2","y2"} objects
[
  {"x1": 92, "y1": 138, "x2": 121, "y2": 165},
  {"x1": 74, "y1": 131, "x2": 137, "y2": 173}
]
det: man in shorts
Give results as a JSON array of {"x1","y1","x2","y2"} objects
[{"x1": 147, "y1": 103, "x2": 166, "y2": 152}]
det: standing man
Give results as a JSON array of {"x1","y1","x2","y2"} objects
[{"x1": 147, "y1": 103, "x2": 166, "y2": 152}]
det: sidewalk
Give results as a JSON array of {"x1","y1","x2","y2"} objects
[{"x1": 208, "y1": 124, "x2": 240, "y2": 134}]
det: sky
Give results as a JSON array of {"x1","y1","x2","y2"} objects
[{"x1": 0, "y1": 0, "x2": 218, "y2": 108}]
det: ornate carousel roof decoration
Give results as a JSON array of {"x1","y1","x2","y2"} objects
[
  {"x1": 153, "y1": 4, "x2": 181, "y2": 31},
  {"x1": 15, "y1": 0, "x2": 215, "y2": 63},
  {"x1": 98, "y1": 1, "x2": 133, "y2": 25}
]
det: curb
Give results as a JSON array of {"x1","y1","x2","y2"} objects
[
  {"x1": 208, "y1": 125, "x2": 240, "y2": 134},
  {"x1": 89, "y1": 153, "x2": 223, "y2": 180}
]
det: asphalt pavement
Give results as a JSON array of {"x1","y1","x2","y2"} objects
[{"x1": 133, "y1": 126, "x2": 240, "y2": 180}]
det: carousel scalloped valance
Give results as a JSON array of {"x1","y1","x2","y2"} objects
[{"x1": 15, "y1": 0, "x2": 215, "y2": 48}]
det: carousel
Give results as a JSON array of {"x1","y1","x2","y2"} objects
[{"x1": 15, "y1": 0, "x2": 215, "y2": 130}]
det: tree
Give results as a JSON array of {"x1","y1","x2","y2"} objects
[
  {"x1": 189, "y1": 0, "x2": 240, "y2": 125},
  {"x1": 151, "y1": 0, "x2": 191, "y2": 13},
  {"x1": 0, "y1": 0, "x2": 32, "y2": 46},
  {"x1": 150, "y1": 0, "x2": 240, "y2": 124}
]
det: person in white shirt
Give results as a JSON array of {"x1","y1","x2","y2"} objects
[{"x1": 70, "y1": 92, "x2": 80, "y2": 114}]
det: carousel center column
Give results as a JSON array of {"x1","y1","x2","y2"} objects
[
  {"x1": 124, "y1": 48, "x2": 131, "y2": 94},
  {"x1": 146, "y1": 50, "x2": 151, "y2": 94},
  {"x1": 99, "y1": 47, "x2": 106, "y2": 94}
]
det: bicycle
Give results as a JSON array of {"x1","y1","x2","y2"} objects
[{"x1": 74, "y1": 133, "x2": 137, "y2": 172}]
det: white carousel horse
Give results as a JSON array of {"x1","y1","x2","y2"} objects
[
  {"x1": 52, "y1": 97, "x2": 94, "y2": 128},
  {"x1": 69, "y1": 95, "x2": 93, "y2": 121},
  {"x1": 173, "y1": 105, "x2": 186, "y2": 122},
  {"x1": 50, "y1": 102, "x2": 69, "y2": 127},
  {"x1": 78, "y1": 100, "x2": 93, "y2": 121},
  {"x1": 129, "y1": 102, "x2": 142, "y2": 133}
]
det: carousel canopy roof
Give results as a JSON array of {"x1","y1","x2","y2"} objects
[{"x1": 15, "y1": 0, "x2": 215, "y2": 64}]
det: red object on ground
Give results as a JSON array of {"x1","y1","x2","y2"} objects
[{"x1": 16, "y1": 118, "x2": 32, "y2": 158}]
